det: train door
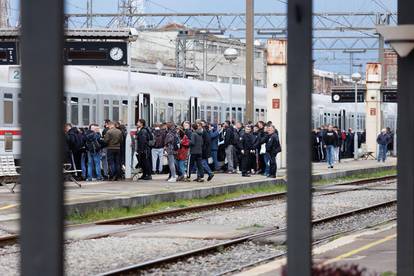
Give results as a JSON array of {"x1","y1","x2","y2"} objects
[
  {"x1": 189, "y1": 97, "x2": 198, "y2": 123},
  {"x1": 136, "y1": 93, "x2": 151, "y2": 125}
]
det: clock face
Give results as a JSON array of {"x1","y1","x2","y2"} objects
[
  {"x1": 333, "y1": 94, "x2": 340, "y2": 102},
  {"x1": 109, "y1": 47, "x2": 124, "y2": 61}
]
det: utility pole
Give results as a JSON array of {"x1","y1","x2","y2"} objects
[
  {"x1": 0, "y1": 0, "x2": 10, "y2": 28},
  {"x1": 245, "y1": 0, "x2": 254, "y2": 123},
  {"x1": 86, "y1": 0, "x2": 93, "y2": 28}
]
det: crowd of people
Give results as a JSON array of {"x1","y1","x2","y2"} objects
[
  {"x1": 64, "y1": 119, "x2": 282, "y2": 183},
  {"x1": 312, "y1": 124, "x2": 394, "y2": 168}
]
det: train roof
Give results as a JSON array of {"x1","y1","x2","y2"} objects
[{"x1": 0, "y1": 65, "x2": 268, "y2": 106}]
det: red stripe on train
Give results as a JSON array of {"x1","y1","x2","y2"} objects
[{"x1": 0, "y1": 130, "x2": 21, "y2": 135}]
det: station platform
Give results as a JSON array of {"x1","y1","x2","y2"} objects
[
  {"x1": 236, "y1": 221, "x2": 397, "y2": 276},
  {"x1": 0, "y1": 158, "x2": 396, "y2": 223}
]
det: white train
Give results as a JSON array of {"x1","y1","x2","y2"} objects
[{"x1": 0, "y1": 65, "x2": 397, "y2": 159}]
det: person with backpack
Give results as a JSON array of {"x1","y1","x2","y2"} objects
[
  {"x1": 164, "y1": 122, "x2": 180, "y2": 182},
  {"x1": 65, "y1": 124, "x2": 84, "y2": 179},
  {"x1": 85, "y1": 124, "x2": 103, "y2": 181},
  {"x1": 104, "y1": 121, "x2": 124, "y2": 181},
  {"x1": 152, "y1": 123, "x2": 166, "y2": 174},
  {"x1": 135, "y1": 119, "x2": 152, "y2": 180},
  {"x1": 175, "y1": 127, "x2": 190, "y2": 181}
]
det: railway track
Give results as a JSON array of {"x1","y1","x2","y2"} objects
[
  {"x1": 97, "y1": 200, "x2": 397, "y2": 275},
  {"x1": 0, "y1": 174, "x2": 396, "y2": 248}
]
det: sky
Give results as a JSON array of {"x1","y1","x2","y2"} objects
[{"x1": 8, "y1": 0, "x2": 397, "y2": 74}]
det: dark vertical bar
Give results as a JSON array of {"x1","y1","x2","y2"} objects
[
  {"x1": 245, "y1": 0, "x2": 254, "y2": 122},
  {"x1": 397, "y1": 0, "x2": 414, "y2": 274},
  {"x1": 287, "y1": 0, "x2": 313, "y2": 275},
  {"x1": 20, "y1": 0, "x2": 64, "y2": 275}
]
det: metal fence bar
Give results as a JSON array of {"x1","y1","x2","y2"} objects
[
  {"x1": 20, "y1": 0, "x2": 64, "y2": 275},
  {"x1": 287, "y1": 0, "x2": 313, "y2": 275},
  {"x1": 397, "y1": 0, "x2": 414, "y2": 274}
]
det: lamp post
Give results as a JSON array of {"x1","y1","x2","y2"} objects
[
  {"x1": 224, "y1": 48, "x2": 238, "y2": 122},
  {"x1": 351, "y1": 72, "x2": 362, "y2": 160}
]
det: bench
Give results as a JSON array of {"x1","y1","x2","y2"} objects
[
  {"x1": 0, "y1": 155, "x2": 20, "y2": 193},
  {"x1": 63, "y1": 163, "x2": 82, "y2": 188}
]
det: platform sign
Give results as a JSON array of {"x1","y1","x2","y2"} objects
[
  {"x1": 370, "y1": 108, "x2": 376, "y2": 116},
  {"x1": 382, "y1": 89, "x2": 397, "y2": 103},
  {"x1": 331, "y1": 89, "x2": 365, "y2": 103},
  {"x1": 272, "y1": 98, "x2": 280, "y2": 109},
  {"x1": 0, "y1": 42, "x2": 18, "y2": 65},
  {"x1": 64, "y1": 41, "x2": 128, "y2": 66},
  {"x1": 8, "y1": 66, "x2": 21, "y2": 83}
]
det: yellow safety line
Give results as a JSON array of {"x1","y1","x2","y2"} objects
[
  {"x1": 0, "y1": 204, "x2": 18, "y2": 210},
  {"x1": 322, "y1": 233, "x2": 397, "y2": 266}
]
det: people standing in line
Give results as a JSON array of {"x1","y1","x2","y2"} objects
[
  {"x1": 265, "y1": 125, "x2": 281, "y2": 178},
  {"x1": 233, "y1": 122, "x2": 245, "y2": 172},
  {"x1": 189, "y1": 123, "x2": 205, "y2": 182},
  {"x1": 104, "y1": 121, "x2": 124, "y2": 181},
  {"x1": 256, "y1": 121, "x2": 267, "y2": 175},
  {"x1": 323, "y1": 125, "x2": 339, "y2": 169},
  {"x1": 165, "y1": 122, "x2": 179, "y2": 182},
  {"x1": 175, "y1": 127, "x2": 190, "y2": 181},
  {"x1": 200, "y1": 121, "x2": 214, "y2": 181},
  {"x1": 377, "y1": 128, "x2": 391, "y2": 162},
  {"x1": 222, "y1": 120, "x2": 235, "y2": 173},
  {"x1": 85, "y1": 124, "x2": 103, "y2": 181},
  {"x1": 240, "y1": 125, "x2": 256, "y2": 177},
  {"x1": 135, "y1": 119, "x2": 153, "y2": 180},
  {"x1": 151, "y1": 123, "x2": 166, "y2": 174}
]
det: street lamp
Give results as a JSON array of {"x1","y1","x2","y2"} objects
[
  {"x1": 351, "y1": 72, "x2": 362, "y2": 160},
  {"x1": 224, "y1": 48, "x2": 238, "y2": 122}
]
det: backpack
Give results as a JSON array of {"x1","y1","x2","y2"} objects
[
  {"x1": 173, "y1": 134, "x2": 181, "y2": 151},
  {"x1": 146, "y1": 128, "x2": 155, "y2": 147},
  {"x1": 86, "y1": 136, "x2": 101, "y2": 154}
]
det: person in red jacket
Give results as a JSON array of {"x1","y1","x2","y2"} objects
[{"x1": 175, "y1": 127, "x2": 190, "y2": 181}]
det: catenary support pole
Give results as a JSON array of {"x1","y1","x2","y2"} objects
[
  {"x1": 245, "y1": 0, "x2": 254, "y2": 122},
  {"x1": 20, "y1": 0, "x2": 64, "y2": 275},
  {"x1": 397, "y1": 0, "x2": 414, "y2": 274},
  {"x1": 287, "y1": 0, "x2": 313, "y2": 275}
]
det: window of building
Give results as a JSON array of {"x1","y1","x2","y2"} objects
[
  {"x1": 232, "y1": 77, "x2": 241, "y2": 85},
  {"x1": 220, "y1": 76, "x2": 230, "y2": 83},
  {"x1": 255, "y1": 79, "x2": 263, "y2": 87},
  {"x1": 207, "y1": 75, "x2": 218, "y2": 82}
]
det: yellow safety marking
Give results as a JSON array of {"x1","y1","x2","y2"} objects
[
  {"x1": 0, "y1": 204, "x2": 19, "y2": 210},
  {"x1": 322, "y1": 233, "x2": 397, "y2": 266}
]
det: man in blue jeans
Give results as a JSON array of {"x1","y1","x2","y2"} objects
[
  {"x1": 323, "y1": 125, "x2": 338, "y2": 169},
  {"x1": 377, "y1": 128, "x2": 391, "y2": 162}
]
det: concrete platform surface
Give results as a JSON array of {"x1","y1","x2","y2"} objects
[
  {"x1": 0, "y1": 158, "x2": 396, "y2": 222},
  {"x1": 235, "y1": 222, "x2": 396, "y2": 276}
]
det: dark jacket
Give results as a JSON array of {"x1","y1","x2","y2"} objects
[
  {"x1": 135, "y1": 127, "x2": 151, "y2": 153},
  {"x1": 377, "y1": 133, "x2": 391, "y2": 145},
  {"x1": 201, "y1": 128, "x2": 212, "y2": 159},
  {"x1": 222, "y1": 126, "x2": 234, "y2": 148},
  {"x1": 209, "y1": 128, "x2": 219, "y2": 151},
  {"x1": 104, "y1": 127, "x2": 123, "y2": 150},
  {"x1": 153, "y1": 128, "x2": 167, "y2": 149},
  {"x1": 85, "y1": 130, "x2": 102, "y2": 154},
  {"x1": 323, "y1": 130, "x2": 338, "y2": 146},
  {"x1": 266, "y1": 132, "x2": 281, "y2": 156},
  {"x1": 165, "y1": 127, "x2": 178, "y2": 155},
  {"x1": 256, "y1": 128, "x2": 267, "y2": 149},
  {"x1": 240, "y1": 132, "x2": 256, "y2": 151},
  {"x1": 190, "y1": 130, "x2": 203, "y2": 155}
]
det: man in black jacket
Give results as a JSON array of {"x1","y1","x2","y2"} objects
[
  {"x1": 240, "y1": 125, "x2": 256, "y2": 177},
  {"x1": 266, "y1": 125, "x2": 281, "y2": 178},
  {"x1": 135, "y1": 119, "x2": 152, "y2": 180},
  {"x1": 222, "y1": 120, "x2": 235, "y2": 173},
  {"x1": 200, "y1": 121, "x2": 214, "y2": 181},
  {"x1": 323, "y1": 125, "x2": 338, "y2": 168}
]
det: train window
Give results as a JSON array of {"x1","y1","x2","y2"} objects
[
  {"x1": 112, "y1": 100, "x2": 120, "y2": 122},
  {"x1": 121, "y1": 100, "x2": 128, "y2": 124},
  {"x1": 167, "y1": 103, "x2": 174, "y2": 122},
  {"x1": 231, "y1": 107, "x2": 236, "y2": 122},
  {"x1": 260, "y1": 109, "x2": 265, "y2": 121},
  {"x1": 70, "y1": 97, "x2": 79, "y2": 125},
  {"x1": 159, "y1": 102, "x2": 166, "y2": 123},
  {"x1": 82, "y1": 98, "x2": 90, "y2": 126},
  {"x1": 104, "y1": 99, "x2": 110, "y2": 120},
  {"x1": 237, "y1": 107, "x2": 242, "y2": 122},
  {"x1": 175, "y1": 103, "x2": 182, "y2": 123},
  {"x1": 4, "y1": 93, "x2": 13, "y2": 124},
  {"x1": 225, "y1": 107, "x2": 230, "y2": 121},
  {"x1": 206, "y1": 106, "x2": 212, "y2": 123},
  {"x1": 255, "y1": 108, "x2": 259, "y2": 122}
]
